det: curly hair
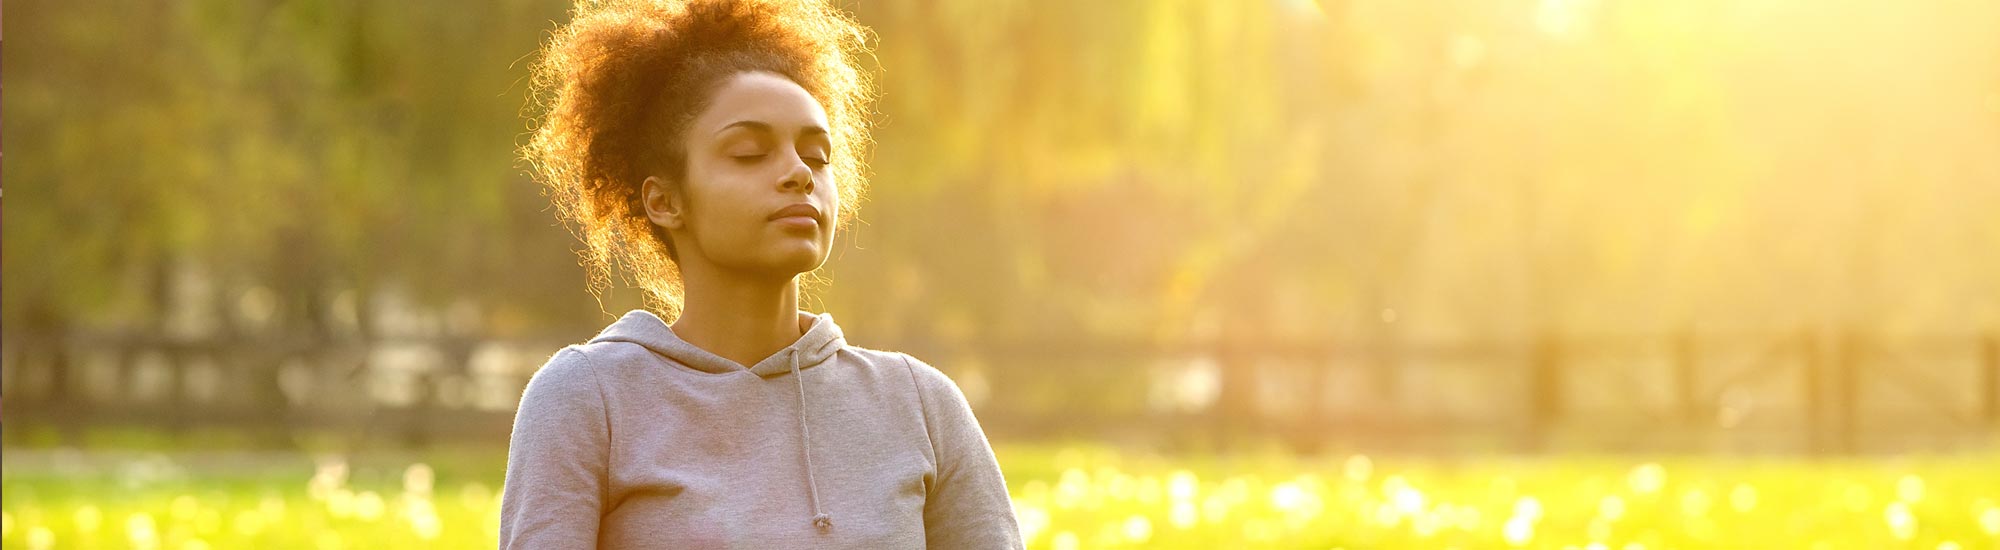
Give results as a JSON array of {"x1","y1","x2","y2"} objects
[{"x1": 521, "y1": 0, "x2": 876, "y2": 319}]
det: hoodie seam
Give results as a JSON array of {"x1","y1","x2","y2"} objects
[
  {"x1": 899, "y1": 353, "x2": 942, "y2": 496},
  {"x1": 598, "y1": 310, "x2": 842, "y2": 378},
  {"x1": 580, "y1": 340, "x2": 742, "y2": 378},
  {"x1": 615, "y1": 311, "x2": 747, "y2": 377},
  {"x1": 563, "y1": 345, "x2": 615, "y2": 509}
]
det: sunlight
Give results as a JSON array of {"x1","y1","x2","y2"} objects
[{"x1": 1534, "y1": 0, "x2": 1596, "y2": 40}]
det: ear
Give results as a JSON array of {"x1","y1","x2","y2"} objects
[{"x1": 641, "y1": 175, "x2": 686, "y2": 230}]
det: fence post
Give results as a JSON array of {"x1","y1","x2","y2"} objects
[
  {"x1": 1526, "y1": 332, "x2": 1563, "y2": 453},
  {"x1": 1801, "y1": 328, "x2": 1823, "y2": 455},
  {"x1": 164, "y1": 344, "x2": 188, "y2": 438},
  {"x1": 1835, "y1": 328, "x2": 1861, "y2": 454},
  {"x1": 1675, "y1": 329, "x2": 1699, "y2": 428},
  {"x1": 1296, "y1": 343, "x2": 1333, "y2": 454},
  {"x1": 1983, "y1": 332, "x2": 1998, "y2": 429}
]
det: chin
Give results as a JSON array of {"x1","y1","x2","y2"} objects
[{"x1": 765, "y1": 247, "x2": 829, "y2": 275}]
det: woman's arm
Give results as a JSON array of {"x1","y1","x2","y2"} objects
[
  {"x1": 499, "y1": 348, "x2": 610, "y2": 549},
  {"x1": 903, "y1": 354, "x2": 1025, "y2": 550}
]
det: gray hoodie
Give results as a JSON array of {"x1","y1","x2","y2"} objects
[{"x1": 499, "y1": 309, "x2": 1023, "y2": 549}]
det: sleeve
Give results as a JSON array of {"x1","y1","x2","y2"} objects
[
  {"x1": 499, "y1": 347, "x2": 609, "y2": 549},
  {"x1": 903, "y1": 353, "x2": 1024, "y2": 550}
]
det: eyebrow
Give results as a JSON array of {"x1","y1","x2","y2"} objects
[{"x1": 715, "y1": 120, "x2": 830, "y2": 140}]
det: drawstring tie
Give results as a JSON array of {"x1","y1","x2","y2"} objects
[{"x1": 791, "y1": 349, "x2": 833, "y2": 532}]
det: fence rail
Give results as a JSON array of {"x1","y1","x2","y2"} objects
[{"x1": 3, "y1": 329, "x2": 1996, "y2": 454}]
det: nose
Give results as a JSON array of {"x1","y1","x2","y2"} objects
[{"x1": 779, "y1": 156, "x2": 814, "y2": 195}]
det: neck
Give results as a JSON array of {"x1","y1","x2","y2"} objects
[{"x1": 670, "y1": 260, "x2": 806, "y2": 369}]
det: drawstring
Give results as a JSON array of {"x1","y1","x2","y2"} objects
[{"x1": 791, "y1": 349, "x2": 833, "y2": 532}]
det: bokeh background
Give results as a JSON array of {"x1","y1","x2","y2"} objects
[{"x1": 5, "y1": 0, "x2": 2000, "y2": 548}]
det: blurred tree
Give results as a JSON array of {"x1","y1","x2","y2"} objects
[{"x1": 5, "y1": 0, "x2": 1998, "y2": 446}]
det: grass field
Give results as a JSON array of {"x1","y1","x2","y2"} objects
[{"x1": 3, "y1": 444, "x2": 1997, "y2": 549}]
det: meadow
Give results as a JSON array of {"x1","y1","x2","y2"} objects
[{"x1": 4, "y1": 444, "x2": 1997, "y2": 549}]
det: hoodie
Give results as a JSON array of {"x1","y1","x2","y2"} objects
[{"x1": 499, "y1": 309, "x2": 1023, "y2": 549}]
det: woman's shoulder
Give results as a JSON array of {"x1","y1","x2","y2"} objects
[
  {"x1": 522, "y1": 339, "x2": 661, "y2": 388},
  {"x1": 840, "y1": 347, "x2": 969, "y2": 406},
  {"x1": 515, "y1": 346, "x2": 607, "y2": 414},
  {"x1": 537, "y1": 337, "x2": 660, "y2": 376},
  {"x1": 836, "y1": 345, "x2": 941, "y2": 378}
]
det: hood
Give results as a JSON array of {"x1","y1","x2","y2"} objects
[
  {"x1": 585, "y1": 308, "x2": 845, "y2": 533},
  {"x1": 588, "y1": 309, "x2": 846, "y2": 378}
]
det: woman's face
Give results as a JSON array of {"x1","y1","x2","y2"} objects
[{"x1": 645, "y1": 71, "x2": 839, "y2": 280}]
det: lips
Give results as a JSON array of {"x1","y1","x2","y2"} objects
[{"x1": 768, "y1": 203, "x2": 823, "y2": 226}]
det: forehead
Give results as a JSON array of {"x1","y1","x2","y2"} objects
[{"x1": 692, "y1": 71, "x2": 830, "y2": 134}]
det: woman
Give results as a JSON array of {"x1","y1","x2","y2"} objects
[{"x1": 501, "y1": 0, "x2": 1021, "y2": 548}]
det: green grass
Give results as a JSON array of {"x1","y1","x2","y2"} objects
[
  {"x1": 4, "y1": 444, "x2": 1997, "y2": 549},
  {"x1": 1002, "y1": 445, "x2": 2000, "y2": 549},
  {"x1": 2, "y1": 448, "x2": 501, "y2": 549}
]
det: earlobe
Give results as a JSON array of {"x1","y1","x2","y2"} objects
[{"x1": 641, "y1": 175, "x2": 685, "y2": 230}]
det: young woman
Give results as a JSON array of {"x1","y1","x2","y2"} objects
[{"x1": 501, "y1": 1, "x2": 1021, "y2": 547}]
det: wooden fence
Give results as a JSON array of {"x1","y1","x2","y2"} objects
[{"x1": 3, "y1": 329, "x2": 1996, "y2": 454}]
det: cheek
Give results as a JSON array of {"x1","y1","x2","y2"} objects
[
  {"x1": 816, "y1": 179, "x2": 840, "y2": 213},
  {"x1": 692, "y1": 194, "x2": 757, "y2": 237},
  {"x1": 681, "y1": 179, "x2": 754, "y2": 236}
]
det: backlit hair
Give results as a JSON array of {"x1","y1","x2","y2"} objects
[{"x1": 522, "y1": 0, "x2": 875, "y2": 318}]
